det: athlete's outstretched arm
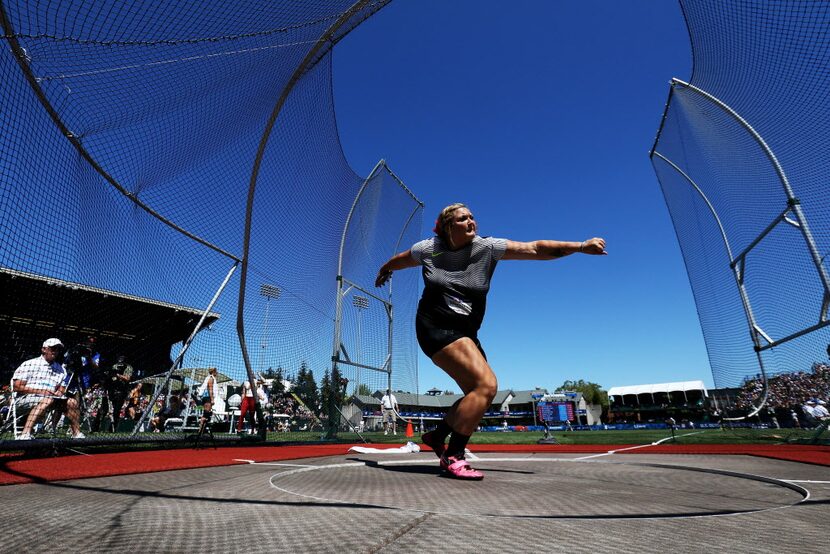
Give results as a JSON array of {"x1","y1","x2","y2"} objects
[
  {"x1": 375, "y1": 250, "x2": 420, "y2": 286},
  {"x1": 503, "y1": 237, "x2": 606, "y2": 260}
]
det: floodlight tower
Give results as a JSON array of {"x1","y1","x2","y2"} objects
[
  {"x1": 353, "y1": 295, "x2": 369, "y2": 395},
  {"x1": 259, "y1": 284, "x2": 281, "y2": 373}
]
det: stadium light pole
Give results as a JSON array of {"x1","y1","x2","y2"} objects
[
  {"x1": 259, "y1": 284, "x2": 281, "y2": 374},
  {"x1": 353, "y1": 295, "x2": 369, "y2": 395}
]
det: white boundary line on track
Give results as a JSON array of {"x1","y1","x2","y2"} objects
[
  {"x1": 233, "y1": 459, "x2": 352, "y2": 469},
  {"x1": 261, "y1": 455, "x2": 810, "y2": 520},
  {"x1": 574, "y1": 430, "x2": 709, "y2": 460}
]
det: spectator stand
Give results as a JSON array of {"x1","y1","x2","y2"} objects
[
  {"x1": 138, "y1": 367, "x2": 237, "y2": 432},
  {"x1": 608, "y1": 381, "x2": 709, "y2": 425}
]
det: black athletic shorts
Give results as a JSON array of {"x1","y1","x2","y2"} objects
[{"x1": 415, "y1": 313, "x2": 487, "y2": 359}]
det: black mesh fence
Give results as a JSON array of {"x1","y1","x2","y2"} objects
[
  {"x1": 651, "y1": 0, "x2": 830, "y2": 419},
  {"x1": 0, "y1": 0, "x2": 425, "y2": 448}
]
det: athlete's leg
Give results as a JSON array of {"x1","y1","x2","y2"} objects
[{"x1": 431, "y1": 337, "x2": 497, "y2": 436}]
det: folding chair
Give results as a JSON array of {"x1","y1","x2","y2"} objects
[
  {"x1": 0, "y1": 384, "x2": 19, "y2": 438},
  {"x1": 2, "y1": 378, "x2": 28, "y2": 439},
  {"x1": 3, "y1": 379, "x2": 58, "y2": 439}
]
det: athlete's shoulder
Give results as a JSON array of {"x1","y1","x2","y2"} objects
[
  {"x1": 475, "y1": 236, "x2": 508, "y2": 258},
  {"x1": 476, "y1": 235, "x2": 507, "y2": 247},
  {"x1": 411, "y1": 236, "x2": 441, "y2": 258}
]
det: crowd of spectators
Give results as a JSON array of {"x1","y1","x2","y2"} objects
[
  {"x1": 736, "y1": 362, "x2": 830, "y2": 409},
  {"x1": 263, "y1": 392, "x2": 316, "y2": 431},
  {"x1": 79, "y1": 381, "x2": 319, "y2": 433},
  {"x1": 2, "y1": 336, "x2": 331, "y2": 438},
  {"x1": 735, "y1": 362, "x2": 830, "y2": 427}
]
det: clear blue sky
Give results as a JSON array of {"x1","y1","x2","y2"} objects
[{"x1": 331, "y1": 0, "x2": 711, "y2": 394}]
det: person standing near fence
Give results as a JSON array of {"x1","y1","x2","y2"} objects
[
  {"x1": 197, "y1": 367, "x2": 219, "y2": 435},
  {"x1": 376, "y1": 203, "x2": 606, "y2": 480},
  {"x1": 97, "y1": 355, "x2": 133, "y2": 432},
  {"x1": 125, "y1": 382, "x2": 143, "y2": 421},
  {"x1": 237, "y1": 379, "x2": 256, "y2": 434},
  {"x1": 380, "y1": 391, "x2": 398, "y2": 435}
]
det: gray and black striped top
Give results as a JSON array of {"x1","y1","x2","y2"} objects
[{"x1": 410, "y1": 235, "x2": 507, "y2": 331}]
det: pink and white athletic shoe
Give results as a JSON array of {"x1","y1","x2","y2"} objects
[{"x1": 441, "y1": 456, "x2": 484, "y2": 480}]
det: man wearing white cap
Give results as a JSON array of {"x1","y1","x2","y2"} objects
[{"x1": 11, "y1": 338, "x2": 84, "y2": 439}]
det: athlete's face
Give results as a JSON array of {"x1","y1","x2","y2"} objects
[{"x1": 449, "y1": 208, "x2": 476, "y2": 247}]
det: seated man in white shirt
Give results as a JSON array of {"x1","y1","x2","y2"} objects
[{"x1": 12, "y1": 338, "x2": 84, "y2": 439}]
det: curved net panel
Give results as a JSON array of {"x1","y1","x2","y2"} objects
[
  {"x1": 0, "y1": 0, "x2": 423, "y2": 445},
  {"x1": 651, "y1": 0, "x2": 830, "y2": 415}
]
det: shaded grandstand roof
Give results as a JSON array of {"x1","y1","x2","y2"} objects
[
  {"x1": 381, "y1": 391, "x2": 462, "y2": 408},
  {"x1": 608, "y1": 381, "x2": 708, "y2": 397},
  {"x1": 0, "y1": 266, "x2": 221, "y2": 375},
  {"x1": 492, "y1": 390, "x2": 513, "y2": 405},
  {"x1": 0, "y1": 266, "x2": 218, "y2": 343},
  {"x1": 0, "y1": 266, "x2": 219, "y2": 323},
  {"x1": 510, "y1": 389, "x2": 549, "y2": 404}
]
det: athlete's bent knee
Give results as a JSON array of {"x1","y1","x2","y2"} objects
[{"x1": 478, "y1": 376, "x2": 498, "y2": 402}]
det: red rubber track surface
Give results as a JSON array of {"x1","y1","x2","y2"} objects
[{"x1": 1, "y1": 443, "x2": 827, "y2": 485}]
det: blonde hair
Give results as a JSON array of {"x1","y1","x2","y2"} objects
[{"x1": 433, "y1": 203, "x2": 469, "y2": 246}]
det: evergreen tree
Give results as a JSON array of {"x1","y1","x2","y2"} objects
[
  {"x1": 294, "y1": 361, "x2": 320, "y2": 414},
  {"x1": 320, "y1": 369, "x2": 332, "y2": 420},
  {"x1": 331, "y1": 365, "x2": 346, "y2": 406},
  {"x1": 272, "y1": 366, "x2": 286, "y2": 397}
]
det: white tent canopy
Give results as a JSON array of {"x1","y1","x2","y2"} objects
[{"x1": 608, "y1": 381, "x2": 708, "y2": 400}]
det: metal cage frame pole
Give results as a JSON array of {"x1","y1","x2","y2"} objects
[
  {"x1": 330, "y1": 160, "x2": 385, "y2": 437},
  {"x1": 237, "y1": 1, "x2": 375, "y2": 438},
  {"x1": 332, "y1": 159, "x2": 385, "y2": 367},
  {"x1": 670, "y1": 79, "x2": 830, "y2": 331},
  {"x1": 650, "y1": 152, "x2": 768, "y2": 420},
  {"x1": 330, "y1": 161, "x2": 423, "y2": 435},
  {"x1": 387, "y1": 201, "x2": 424, "y2": 403},
  {"x1": 132, "y1": 261, "x2": 238, "y2": 436},
  {"x1": 653, "y1": 78, "x2": 830, "y2": 420}
]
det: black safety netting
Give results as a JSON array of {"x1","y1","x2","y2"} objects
[
  {"x1": 651, "y1": 0, "x2": 830, "y2": 416},
  {"x1": 0, "y1": 0, "x2": 424, "y2": 446}
]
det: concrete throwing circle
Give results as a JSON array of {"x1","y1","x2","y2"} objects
[{"x1": 267, "y1": 456, "x2": 807, "y2": 519}]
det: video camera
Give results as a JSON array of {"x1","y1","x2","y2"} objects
[{"x1": 62, "y1": 343, "x2": 92, "y2": 373}]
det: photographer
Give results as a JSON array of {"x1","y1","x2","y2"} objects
[
  {"x1": 96, "y1": 355, "x2": 133, "y2": 432},
  {"x1": 62, "y1": 338, "x2": 99, "y2": 396}
]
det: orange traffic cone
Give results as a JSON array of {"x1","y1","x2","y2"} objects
[{"x1": 405, "y1": 420, "x2": 414, "y2": 438}]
